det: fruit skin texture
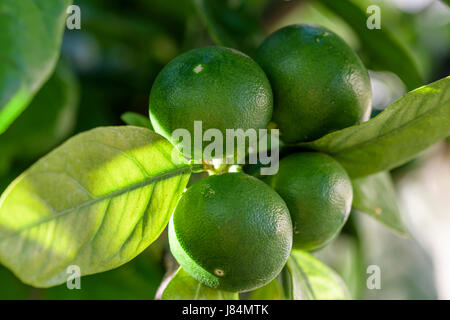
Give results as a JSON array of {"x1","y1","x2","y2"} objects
[
  {"x1": 169, "y1": 173, "x2": 293, "y2": 292},
  {"x1": 255, "y1": 24, "x2": 372, "y2": 143},
  {"x1": 268, "y1": 152, "x2": 353, "y2": 251},
  {"x1": 149, "y1": 46, "x2": 273, "y2": 161}
]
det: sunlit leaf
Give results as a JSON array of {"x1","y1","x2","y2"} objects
[{"x1": 0, "y1": 126, "x2": 191, "y2": 287}]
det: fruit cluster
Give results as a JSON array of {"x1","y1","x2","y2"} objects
[{"x1": 149, "y1": 24, "x2": 371, "y2": 292}]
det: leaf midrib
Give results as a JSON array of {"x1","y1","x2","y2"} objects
[{"x1": 0, "y1": 165, "x2": 192, "y2": 241}]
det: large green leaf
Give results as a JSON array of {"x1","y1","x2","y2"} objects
[
  {"x1": 300, "y1": 76, "x2": 450, "y2": 178},
  {"x1": 318, "y1": 0, "x2": 422, "y2": 90},
  {"x1": 161, "y1": 267, "x2": 238, "y2": 300},
  {"x1": 0, "y1": 0, "x2": 72, "y2": 133},
  {"x1": 0, "y1": 62, "x2": 79, "y2": 166},
  {"x1": 0, "y1": 126, "x2": 191, "y2": 287},
  {"x1": 352, "y1": 171, "x2": 409, "y2": 236},
  {"x1": 285, "y1": 251, "x2": 350, "y2": 300}
]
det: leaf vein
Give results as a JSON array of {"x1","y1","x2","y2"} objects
[{"x1": 0, "y1": 166, "x2": 191, "y2": 241}]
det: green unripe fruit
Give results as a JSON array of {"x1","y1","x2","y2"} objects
[
  {"x1": 149, "y1": 46, "x2": 273, "y2": 161},
  {"x1": 169, "y1": 173, "x2": 293, "y2": 292},
  {"x1": 256, "y1": 24, "x2": 372, "y2": 143},
  {"x1": 268, "y1": 153, "x2": 353, "y2": 251}
]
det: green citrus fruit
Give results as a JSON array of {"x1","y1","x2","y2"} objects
[
  {"x1": 255, "y1": 24, "x2": 372, "y2": 143},
  {"x1": 149, "y1": 46, "x2": 273, "y2": 161},
  {"x1": 169, "y1": 172, "x2": 292, "y2": 292},
  {"x1": 268, "y1": 152, "x2": 352, "y2": 251}
]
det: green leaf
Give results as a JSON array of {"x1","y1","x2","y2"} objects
[
  {"x1": 285, "y1": 251, "x2": 350, "y2": 300},
  {"x1": 121, "y1": 112, "x2": 153, "y2": 130},
  {"x1": 190, "y1": 0, "x2": 264, "y2": 54},
  {"x1": 161, "y1": 267, "x2": 238, "y2": 300},
  {"x1": 0, "y1": 62, "x2": 79, "y2": 164},
  {"x1": 0, "y1": 126, "x2": 191, "y2": 288},
  {"x1": 300, "y1": 76, "x2": 450, "y2": 178},
  {"x1": 352, "y1": 171, "x2": 409, "y2": 236},
  {"x1": 318, "y1": 0, "x2": 422, "y2": 90},
  {"x1": 248, "y1": 276, "x2": 285, "y2": 300},
  {"x1": 0, "y1": 0, "x2": 72, "y2": 133}
]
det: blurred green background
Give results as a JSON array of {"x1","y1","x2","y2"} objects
[{"x1": 0, "y1": 0, "x2": 449, "y2": 299}]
